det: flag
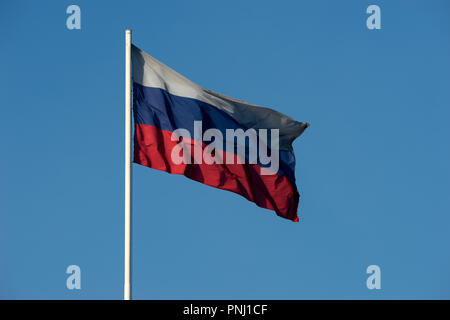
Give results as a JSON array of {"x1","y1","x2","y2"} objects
[{"x1": 131, "y1": 45, "x2": 308, "y2": 222}]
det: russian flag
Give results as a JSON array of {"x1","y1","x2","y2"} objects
[{"x1": 131, "y1": 45, "x2": 308, "y2": 222}]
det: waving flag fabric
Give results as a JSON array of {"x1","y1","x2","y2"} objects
[{"x1": 131, "y1": 44, "x2": 308, "y2": 221}]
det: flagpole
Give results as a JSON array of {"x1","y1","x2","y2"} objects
[{"x1": 124, "y1": 29, "x2": 132, "y2": 300}]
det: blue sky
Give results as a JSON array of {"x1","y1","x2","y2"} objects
[{"x1": 1, "y1": 0, "x2": 450, "y2": 299}]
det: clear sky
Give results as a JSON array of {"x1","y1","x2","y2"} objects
[{"x1": 1, "y1": 0, "x2": 450, "y2": 299}]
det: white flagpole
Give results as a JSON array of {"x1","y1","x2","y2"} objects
[{"x1": 124, "y1": 29, "x2": 132, "y2": 300}]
